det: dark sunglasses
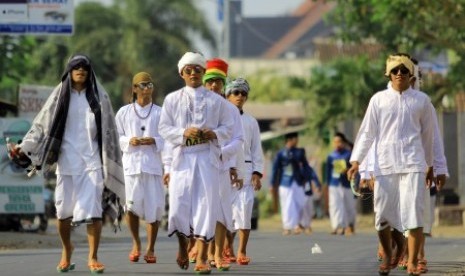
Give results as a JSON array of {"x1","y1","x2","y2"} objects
[
  {"x1": 231, "y1": 90, "x2": 248, "y2": 97},
  {"x1": 390, "y1": 67, "x2": 410, "y2": 75},
  {"x1": 136, "y1": 82, "x2": 154, "y2": 89},
  {"x1": 72, "y1": 63, "x2": 90, "y2": 71},
  {"x1": 183, "y1": 66, "x2": 203, "y2": 75}
]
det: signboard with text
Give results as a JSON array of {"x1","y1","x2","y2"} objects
[
  {"x1": 0, "y1": 0, "x2": 74, "y2": 35},
  {"x1": 18, "y1": 84, "x2": 53, "y2": 118},
  {"x1": 0, "y1": 118, "x2": 44, "y2": 214}
]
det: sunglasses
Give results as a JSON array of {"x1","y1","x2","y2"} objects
[
  {"x1": 183, "y1": 66, "x2": 203, "y2": 75},
  {"x1": 72, "y1": 64, "x2": 90, "y2": 71},
  {"x1": 231, "y1": 90, "x2": 248, "y2": 97},
  {"x1": 136, "y1": 82, "x2": 154, "y2": 89},
  {"x1": 390, "y1": 67, "x2": 410, "y2": 75}
]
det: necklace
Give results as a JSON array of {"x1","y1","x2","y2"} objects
[{"x1": 133, "y1": 103, "x2": 153, "y2": 120}]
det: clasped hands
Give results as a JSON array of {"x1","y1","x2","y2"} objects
[{"x1": 184, "y1": 127, "x2": 216, "y2": 140}]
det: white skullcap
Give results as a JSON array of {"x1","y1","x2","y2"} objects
[{"x1": 177, "y1": 52, "x2": 206, "y2": 74}]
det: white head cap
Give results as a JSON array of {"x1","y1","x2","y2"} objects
[{"x1": 177, "y1": 52, "x2": 206, "y2": 74}]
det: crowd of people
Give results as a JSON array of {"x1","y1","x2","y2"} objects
[{"x1": 8, "y1": 51, "x2": 447, "y2": 276}]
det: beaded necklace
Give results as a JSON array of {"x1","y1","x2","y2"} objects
[{"x1": 133, "y1": 103, "x2": 153, "y2": 132}]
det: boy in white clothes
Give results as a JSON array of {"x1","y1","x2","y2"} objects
[
  {"x1": 115, "y1": 72, "x2": 164, "y2": 264},
  {"x1": 225, "y1": 78, "x2": 264, "y2": 265},
  {"x1": 202, "y1": 58, "x2": 245, "y2": 271},
  {"x1": 158, "y1": 52, "x2": 235, "y2": 273},
  {"x1": 347, "y1": 54, "x2": 435, "y2": 276}
]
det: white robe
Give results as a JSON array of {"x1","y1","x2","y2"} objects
[{"x1": 159, "y1": 86, "x2": 234, "y2": 241}]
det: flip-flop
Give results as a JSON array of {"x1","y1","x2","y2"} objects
[
  {"x1": 56, "y1": 262, "x2": 76, "y2": 273},
  {"x1": 194, "y1": 263, "x2": 212, "y2": 275},
  {"x1": 129, "y1": 251, "x2": 140, "y2": 262},
  {"x1": 236, "y1": 255, "x2": 250, "y2": 265},
  {"x1": 144, "y1": 254, "x2": 156, "y2": 264},
  {"x1": 88, "y1": 262, "x2": 105, "y2": 274},
  {"x1": 189, "y1": 251, "x2": 198, "y2": 263},
  {"x1": 417, "y1": 259, "x2": 428, "y2": 273},
  {"x1": 216, "y1": 261, "x2": 231, "y2": 271},
  {"x1": 378, "y1": 263, "x2": 390, "y2": 276},
  {"x1": 176, "y1": 253, "x2": 189, "y2": 270}
]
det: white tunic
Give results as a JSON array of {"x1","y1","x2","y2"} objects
[
  {"x1": 241, "y1": 112, "x2": 264, "y2": 181},
  {"x1": 56, "y1": 89, "x2": 101, "y2": 175},
  {"x1": 350, "y1": 87, "x2": 434, "y2": 175},
  {"x1": 115, "y1": 103, "x2": 164, "y2": 176}
]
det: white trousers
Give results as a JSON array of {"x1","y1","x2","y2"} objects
[
  {"x1": 125, "y1": 173, "x2": 164, "y2": 224},
  {"x1": 231, "y1": 185, "x2": 254, "y2": 230},
  {"x1": 55, "y1": 169, "x2": 104, "y2": 224},
  {"x1": 374, "y1": 172, "x2": 425, "y2": 232},
  {"x1": 279, "y1": 181, "x2": 306, "y2": 230},
  {"x1": 299, "y1": 195, "x2": 314, "y2": 228},
  {"x1": 329, "y1": 185, "x2": 356, "y2": 230},
  {"x1": 168, "y1": 146, "x2": 219, "y2": 241}
]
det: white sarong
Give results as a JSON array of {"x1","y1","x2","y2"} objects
[{"x1": 125, "y1": 172, "x2": 164, "y2": 223}]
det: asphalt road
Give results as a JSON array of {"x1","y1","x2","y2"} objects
[{"x1": 0, "y1": 223, "x2": 464, "y2": 276}]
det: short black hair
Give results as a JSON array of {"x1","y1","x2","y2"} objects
[{"x1": 285, "y1": 132, "x2": 298, "y2": 140}]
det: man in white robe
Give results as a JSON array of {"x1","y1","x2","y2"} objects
[
  {"x1": 348, "y1": 54, "x2": 434, "y2": 275},
  {"x1": 158, "y1": 52, "x2": 235, "y2": 273},
  {"x1": 115, "y1": 72, "x2": 164, "y2": 264}
]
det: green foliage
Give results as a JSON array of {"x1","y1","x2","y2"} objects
[
  {"x1": 1, "y1": 0, "x2": 214, "y2": 110},
  {"x1": 329, "y1": 0, "x2": 465, "y2": 95}
]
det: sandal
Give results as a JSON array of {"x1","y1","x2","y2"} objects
[
  {"x1": 176, "y1": 253, "x2": 189, "y2": 270},
  {"x1": 398, "y1": 257, "x2": 408, "y2": 270},
  {"x1": 194, "y1": 263, "x2": 212, "y2": 275},
  {"x1": 407, "y1": 267, "x2": 421, "y2": 276},
  {"x1": 189, "y1": 250, "x2": 198, "y2": 263},
  {"x1": 88, "y1": 262, "x2": 105, "y2": 274},
  {"x1": 129, "y1": 251, "x2": 140, "y2": 262},
  {"x1": 378, "y1": 263, "x2": 390, "y2": 276},
  {"x1": 236, "y1": 255, "x2": 250, "y2": 265},
  {"x1": 56, "y1": 261, "x2": 76, "y2": 273},
  {"x1": 417, "y1": 259, "x2": 428, "y2": 273},
  {"x1": 144, "y1": 254, "x2": 157, "y2": 264},
  {"x1": 215, "y1": 261, "x2": 231, "y2": 271},
  {"x1": 222, "y1": 248, "x2": 236, "y2": 263}
]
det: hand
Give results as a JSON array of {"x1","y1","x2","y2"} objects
[
  {"x1": 368, "y1": 176, "x2": 375, "y2": 191},
  {"x1": 347, "y1": 161, "x2": 359, "y2": 180},
  {"x1": 163, "y1": 173, "x2": 170, "y2": 186},
  {"x1": 229, "y1": 168, "x2": 238, "y2": 182},
  {"x1": 252, "y1": 174, "x2": 262, "y2": 191},
  {"x1": 426, "y1": 166, "x2": 434, "y2": 188},
  {"x1": 139, "y1": 137, "x2": 155, "y2": 145},
  {"x1": 233, "y1": 178, "x2": 244, "y2": 190},
  {"x1": 129, "y1": 137, "x2": 140, "y2": 146},
  {"x1": 184, "y1": 127, "x2": 202, "y2": 139},
  {"x1": 201, "y1": 128, "x2": 217, "y2": 140},
  {"x1": 435, "y1": 174, "x2": 446, "y2": 191}
]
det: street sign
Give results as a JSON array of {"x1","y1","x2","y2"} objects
[{"x1": 0, "y1": 0, "x2": 74, "y2": 35}]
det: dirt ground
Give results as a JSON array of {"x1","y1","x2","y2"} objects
[{"x1": 0, "y1": 214, "x2": 463, "y2": 251}]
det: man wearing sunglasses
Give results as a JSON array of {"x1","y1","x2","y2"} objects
[
  {"x1": 159, "y1": 52, "x2": 235, "y2": 274},
  {"x1": 201, "y1": 58, "x2": 245, "y2": 270},
  {"x1": 13, "y1": 54, "x2": 124, "y2": 274},
  {"x1": 348, "y1": 54, "x2": 435, "y2": 276},
  {"x1": 115, "y1": 72, "x2": 164, "y2": 265},
  {"x1": 224, "y1": 78, "x2": 264, "y2": 266}
]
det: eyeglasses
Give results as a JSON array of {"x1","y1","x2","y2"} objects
[
  {"x1": 231, "y1": 90, "x2": 248, "y2": 97},
  {"x1": 136, "y1": 82, "x2": 154, "y2": 89},
  {"x1": 72, "y1": 65, "x2": 89, "y2": 71},
  {"x1": 183, "y1": 66, "x2": 203, "y2": 75},
  {"x1": 205, "y1": 78, "x2": 224, "y2": 85},
  {"x1": 390, "y1": 67, "x2": 410, "y2": 75}
]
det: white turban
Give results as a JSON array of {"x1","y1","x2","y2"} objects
[
  {"x1": 177, "y1": 52, "x2": 206, "y2": 74},
  {"x1": 385, "y1": 55, "x2": 414, "y2": 77}
]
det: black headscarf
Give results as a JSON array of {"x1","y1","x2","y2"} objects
[{"x1": 44, "y1": 54, "x2": 102, "y2": 165}]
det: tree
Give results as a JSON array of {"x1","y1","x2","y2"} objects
[{"x1": 329, "y1": 0, "x2": 465, "y2": 95}]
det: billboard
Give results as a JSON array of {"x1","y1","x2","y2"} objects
[
  {"x1": 0, "y1": 0, "x2": 74, "y2": 35},
  {"x1": 18, "y1": 84, "x2": 54, "y2": 118}
]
